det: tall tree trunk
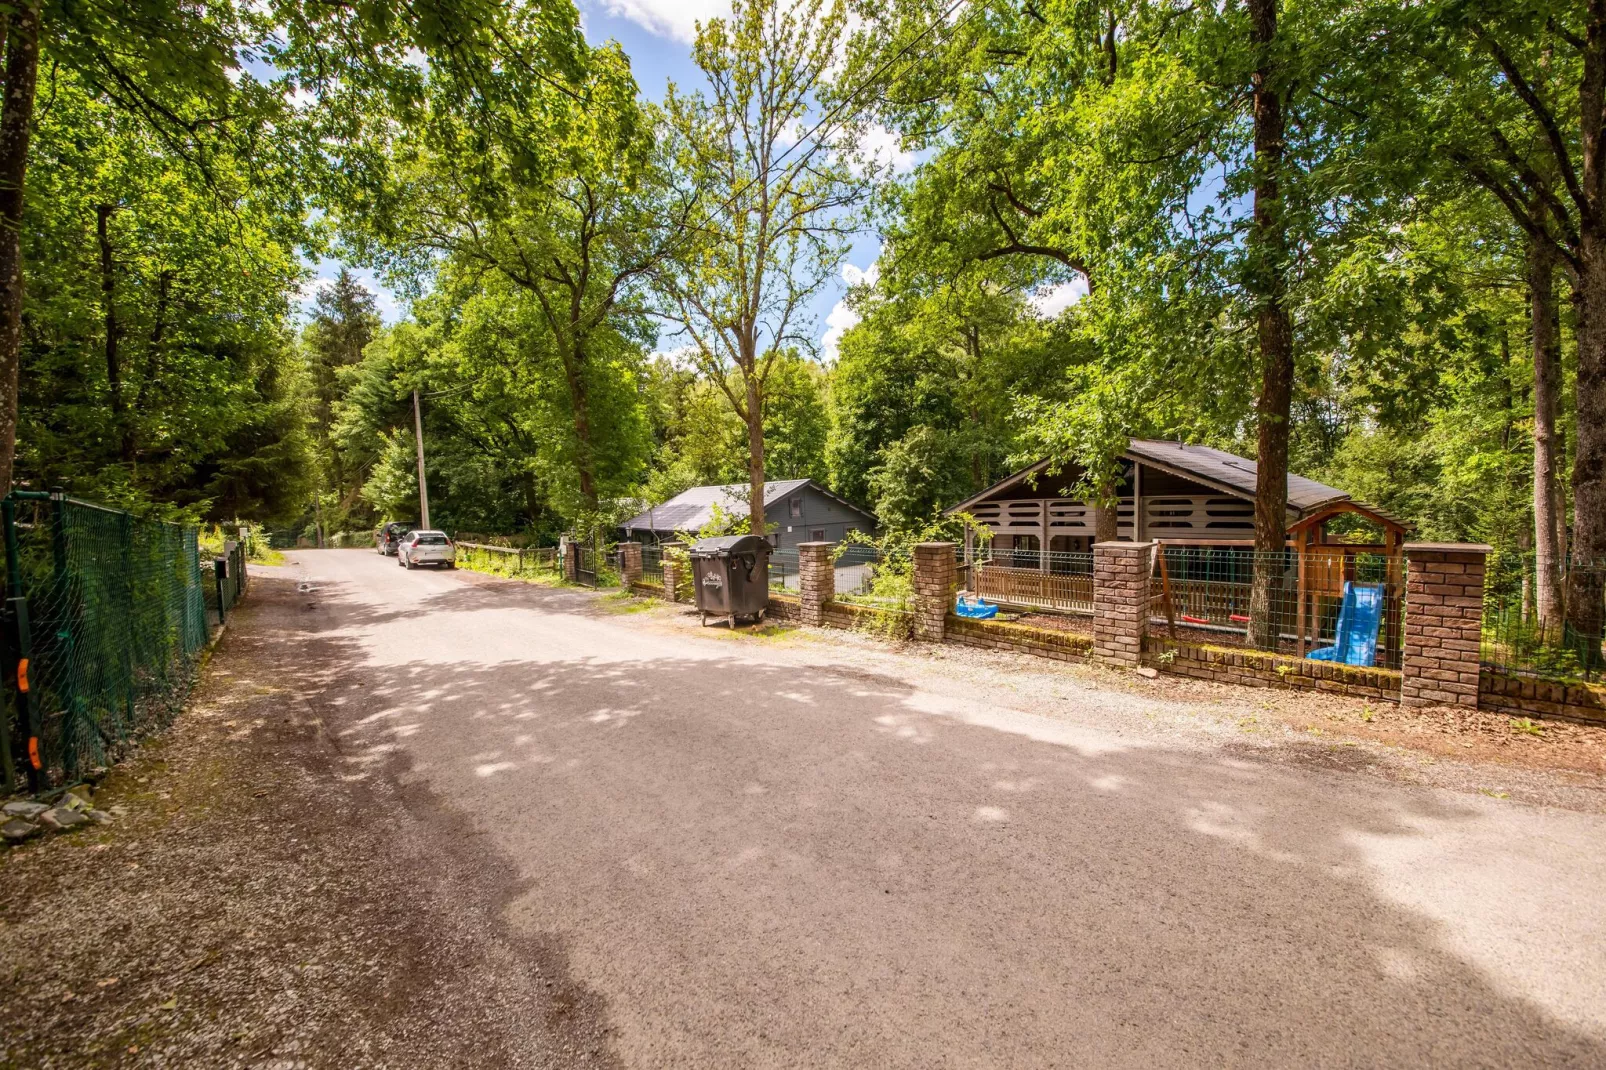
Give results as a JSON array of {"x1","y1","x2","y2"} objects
[
  {"x1": 1531, "y1": 219, "x2": 1565, "y2": 636},
  {"x1": 0, "y1": 4, "x2": 39, "y2": 495},
  {"x1": 1246, "y1": 0, "x2": 1293, "y2": 651},
  {"x1": 561, "y1": 337, "x2": 599, "y2": 513},
  {"x1": 1092, "y1": 476, "x2": 1119, "y2": 542},
  {"x1": 1556, "y1": 424, "x2": 1569, "y2": 560},
  {"x1": 96, "y1": 204, "x2": 133, "y2": 465},
  {"x1": 743, "y1": 365, "x2": 766, "y2": 539},
  {"x1": 1569, "y1": 3, "x2": 1606, "y2": 665}
]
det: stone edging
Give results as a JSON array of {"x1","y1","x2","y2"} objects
[{"x1": 1143, "y1": 636, "x2": 1400, "y2": 699}]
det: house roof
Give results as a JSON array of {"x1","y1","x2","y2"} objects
[
  {"x1": 945, "y1": 439, "x2": 1405, "y2": 529},
  {"x1": 1123, "y1": 439, "x2": 1349, "y2": 514},
  {"x1": 620, "y1": 478, "x2": 871, "y2": 535}
]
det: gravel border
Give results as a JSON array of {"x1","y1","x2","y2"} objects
[{"x1": 0, "y1": 577, "x2": 619, "y2": 1070}]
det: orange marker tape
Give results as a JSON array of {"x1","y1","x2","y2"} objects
[
  {"x1": 27, "y1": 736, "x2": 40, "y2": 769},
  {"x1": 16, "y1": 657, "x2": 27, "y2": 692}
]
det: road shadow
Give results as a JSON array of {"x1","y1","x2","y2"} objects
[{"x1": 254, "y1": 575, "x2": 1606, "y2": 1067}]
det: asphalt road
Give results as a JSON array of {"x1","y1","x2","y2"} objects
[{"x1": 282, "y1": 549, "x2": 1606, "y2": 1068}]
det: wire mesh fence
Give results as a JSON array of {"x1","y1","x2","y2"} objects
[
  {"x1": 1481, "y1": 554, "x2": 1606, "y2": 682},
  {"x1": 1149, "y1": 545, "x2": 1404, "y2": 669},
  {"x1": 2, "y1": 493, "x2": 213, "y2": 791},
  {"x1": 833, "y1": 542, "x2": 888, "y2": 601},
  {"x1": 641, "y1": 544, "x2": 664, "y2": 581},
  {"x1": 768, "y1": 547, "x2": 799, "y2": 591},
  {"x1": 455, "y1": 542, "x2": 561, "y2": 580}
]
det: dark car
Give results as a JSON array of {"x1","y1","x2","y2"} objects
[{"x1": 375, "y1": 521, "x2": 416, "y2": 556}]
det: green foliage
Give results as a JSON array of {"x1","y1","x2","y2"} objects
[{"x1": 17, "y1": 67, "x2": 314, "y2": 522}]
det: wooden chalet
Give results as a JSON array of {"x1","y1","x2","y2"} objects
[{"x1": 945, "y1": 440, "x2": 1411, "y2": 663}]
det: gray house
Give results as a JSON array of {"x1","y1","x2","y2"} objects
[{"x1": 620, "y1": 478, "x2": 877, "y2": 550}]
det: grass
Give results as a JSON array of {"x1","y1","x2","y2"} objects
[{"x1": 602, "y1": 591, "x2": 657, "y2": 614}]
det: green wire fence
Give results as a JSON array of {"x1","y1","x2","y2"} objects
[{"x1": 0, "y1": 492, "x2": 240, "y2": 793}]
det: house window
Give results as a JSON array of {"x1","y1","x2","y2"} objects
[
  {"x1": 810, "y1": 528, "x2": 826, "y2": 542},
  {"x1": 790, "y1": 497, "x2": 803, "y2": 518}
]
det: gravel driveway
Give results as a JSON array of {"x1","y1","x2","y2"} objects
[{"x1": 5, "y1": 549, "x2": 1606, "y2": 1068}]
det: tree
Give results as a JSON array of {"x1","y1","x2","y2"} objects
[
  {"x1": 368, "y1": 17, "x2": 671, "y2": 518},
  {"x1": 16, "y1": 65, "x2": 313, "y2": 520},
  {"x1": 305, "y1": 269, "x2": 380, "y2": 521},
  {"x1": 825, "y1": 271, "x2": 1062, "y2": 526},
  {"x1": 854, "y1": 0, "x2": 1399, "y2": 647},
  {"x1": 1356, "y1": 0, "x2": 1600, "y2": 648},
  {"x1": 658, "y1": 0, "x2": 860, "y2": 536}
]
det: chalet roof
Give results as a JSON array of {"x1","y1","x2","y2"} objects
[
  {"x1": 1123, "y1": 440, "x2": 1348, "y2": 514},
  {"x1": 945, "y1": 439, "x2": 1407, "y2": 530},
  {"x1": 620, "y1": 478, "x2": 872, "y2": 535}
]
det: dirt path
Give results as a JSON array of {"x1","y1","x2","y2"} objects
[{"x1": 0, "y1": 574, "x2": 614, "y2": 1070}]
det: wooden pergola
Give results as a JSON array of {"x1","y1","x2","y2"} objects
[{"x1": 1285, "y1": 501, "x2": 1411, "y2": 659}]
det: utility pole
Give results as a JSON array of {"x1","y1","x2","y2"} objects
[{"x1": 413, "y1": 389, "x2": 431, "y2": 529}]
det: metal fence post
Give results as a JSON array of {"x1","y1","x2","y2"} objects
[
  {"x1": 0, "y1": 496, "x2": 23, "y2": 791},
  {"x1": 214, "y1": 556, "x2": 228, "y2": 625},
  {"x1": 119, "y1": 510, "x2": 136, "y2": 736},
  {"x1": 49, "y1": 493, "x2": 86, "y2": 780}
]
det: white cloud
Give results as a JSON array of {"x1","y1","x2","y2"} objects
[
  {"x1": 595, "y1": 0, "x2": 730, "y2": 43},
  {"x1": 1028, "y1": 278, "x2": 1089, "y2": 319},
  {"x1": 821, "y1": 260, "x2": 880, "y2": 361},
  {"x1": 849, "y1": 123, "x2": 915, "y2": 176}
]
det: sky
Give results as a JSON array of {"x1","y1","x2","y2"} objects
[{"x1": 301, "y1": 0, "x2": 1078, "y2": 357}]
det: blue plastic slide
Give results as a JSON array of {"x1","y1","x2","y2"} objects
[
  {"x1": 954, "y1": 595, "x2": 999, "y2": 620},
  {"x1": 1308, "y1": 582, "x2": 1384, "y2": 667}
]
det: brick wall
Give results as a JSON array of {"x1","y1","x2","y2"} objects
[
  {"x1": 561, "y1": 540, "x2": 578, "y2": 582},
  {"x1": 661, "y1": 555, "x2": 680, "y2": 602},
  {"x1": 1093, "y1": 541, "x2": 1150, "y2": 667},
  {"x1": 946, "y1": 616, "x2": 1092, "y2": 662},
  {"x1": 1479, "y1": 670, "x2": 1606, "y2": 725},
  {"x1": 1144, "y1": 637, "x2": 1400, "y2": 700},
  {"x1": 1401, "y1": 543, "x2": 1489, "y2": 708},
  {"x1": 798, "y1": 542, "x2": 834, "y2": 627},
  {"x1": 912, "y1": 543, "x2": 956, "y2": 641},
  {"x1": 618, "y1": 542, "x2": 642, "y2": 586}
]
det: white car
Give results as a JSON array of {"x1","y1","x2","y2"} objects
[{"x1": 398, "y1": 530, "x2": 457, "y2": 569}]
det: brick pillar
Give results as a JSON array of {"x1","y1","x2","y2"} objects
[
  {"x1": 561, "y1": 538, "x2": 578, "y2": 582},
  {"x1": 618, "y1": 542, "x2": 642, "y2": 586},
  {"x1": 661, "y1": 555, "x2": 680, "y2": 602},
  {"x1": 912, "y1": 542, "x2": 956, "y2": 642},
  {"x1": 1093, "y1": 541, "x2": 1151, "y2": 668},
  {"x1": 798, "y1": 542, "x2": 834, "y2": 626},
  {"x1": 1401, "y1": 542, "x2": 1489, "y2": 708}
]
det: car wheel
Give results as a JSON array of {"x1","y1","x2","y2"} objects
[{"x1": 397, "y1": 555, "x2": 405, "y2": 567}]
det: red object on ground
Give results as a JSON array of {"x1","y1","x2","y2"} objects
[{"x1": 1180, "y1": 614, "x2": 1209, "y2": 625}]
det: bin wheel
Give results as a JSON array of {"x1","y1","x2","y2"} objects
[
  {"x1": 700, "y1": 611, "x2": 707, "y2": 627},
  {"x1": 757, "y1": 609, "x2": 766, "y2": 622}
]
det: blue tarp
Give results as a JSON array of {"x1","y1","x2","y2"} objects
[{"x1": 1308, "y1": 582, "x2": 1384, "y2": 667}]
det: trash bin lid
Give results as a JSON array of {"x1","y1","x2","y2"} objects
[{"x1": 689, "y1": 534, "x2": 770, "y2": 556}]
